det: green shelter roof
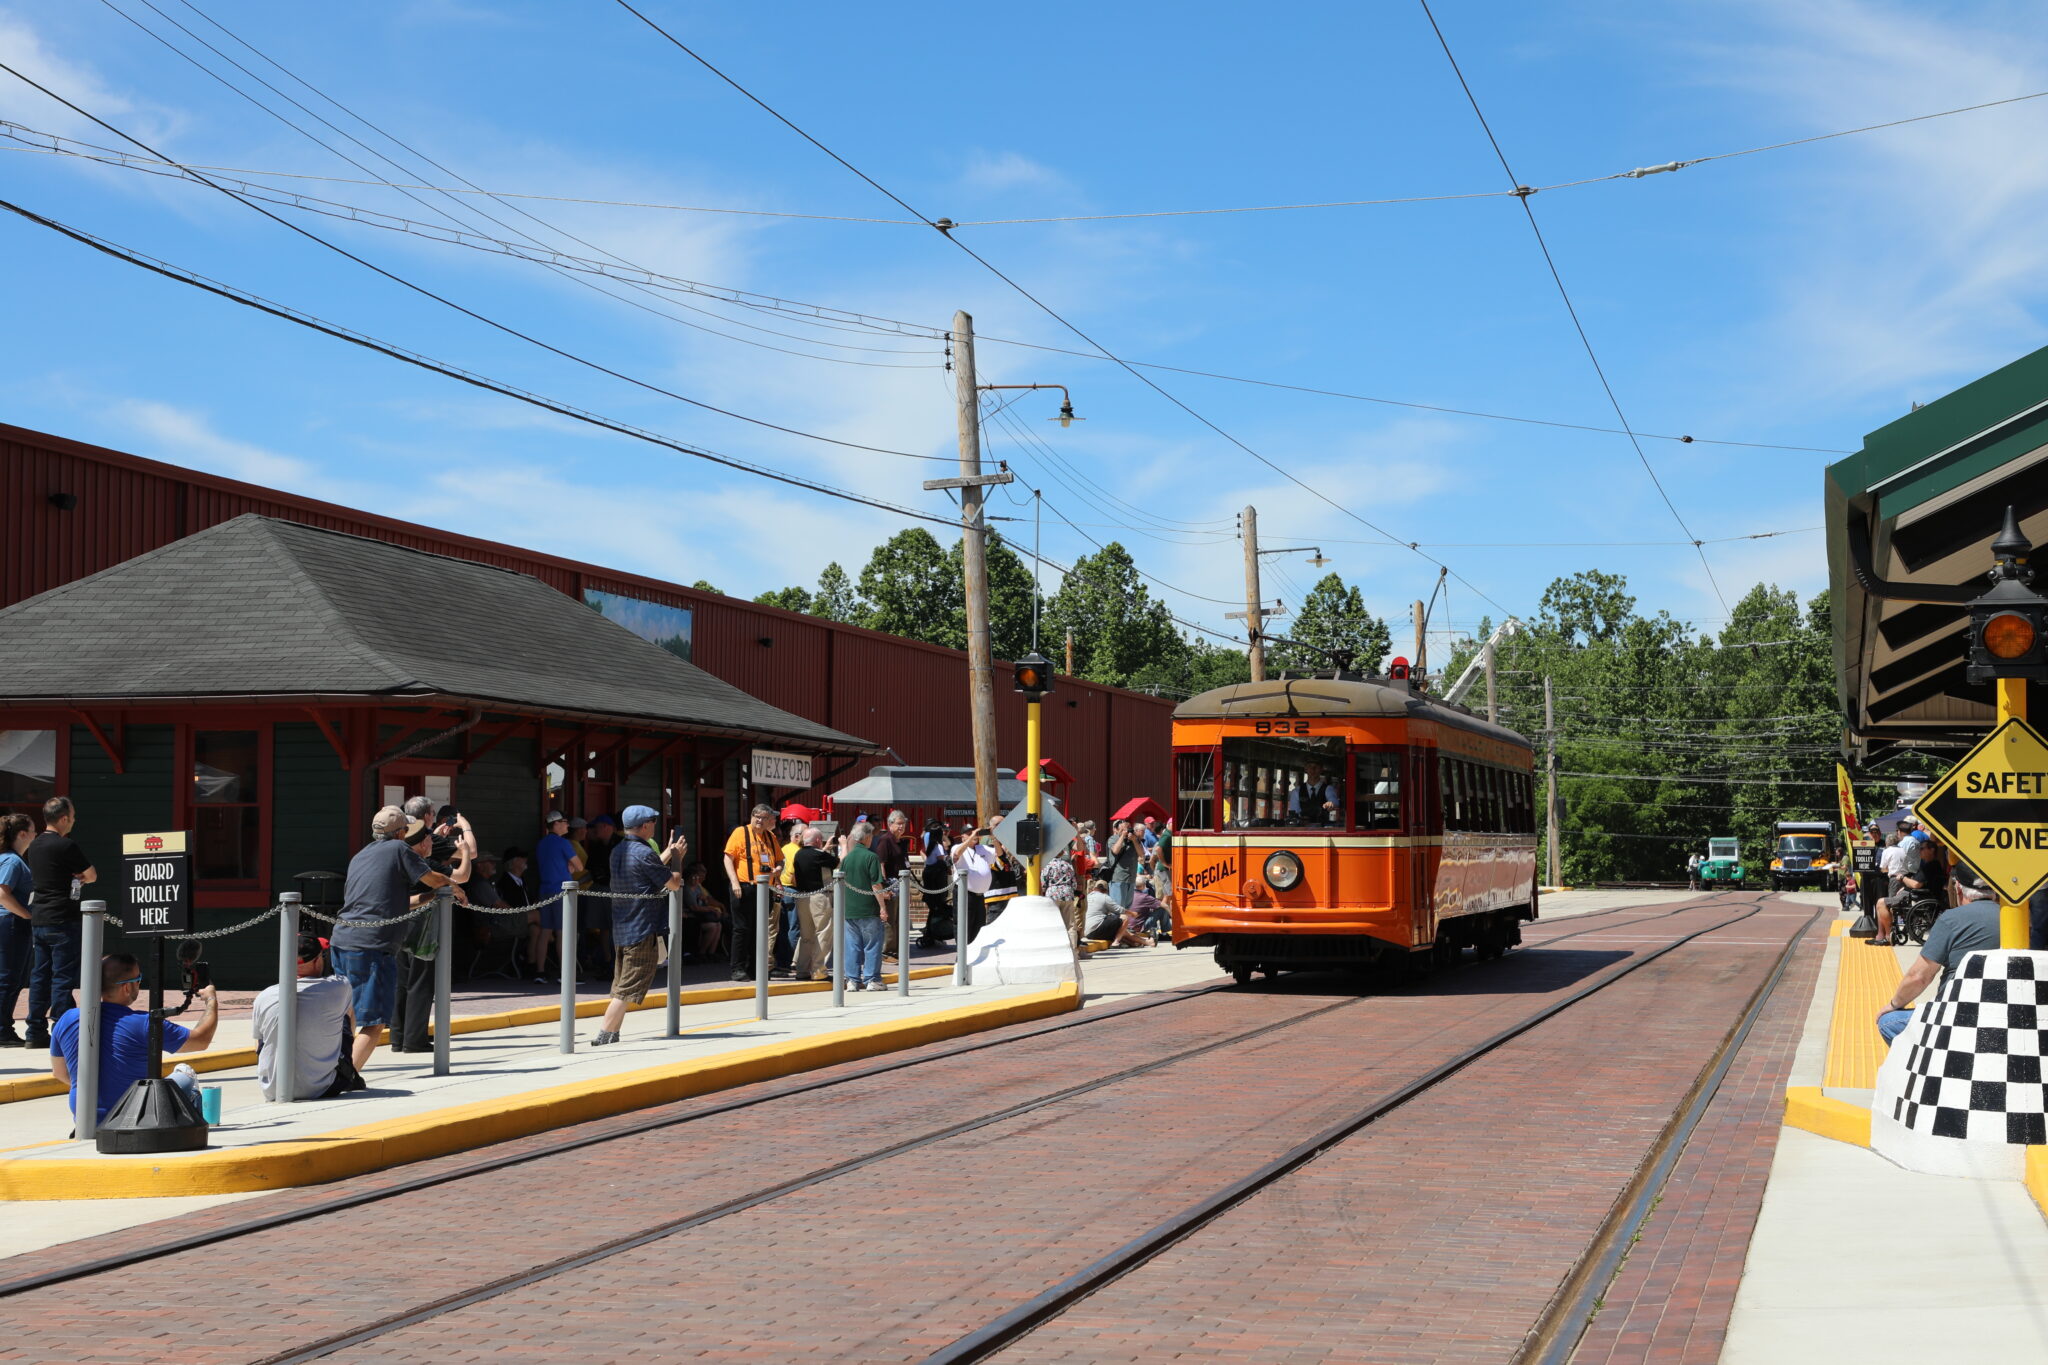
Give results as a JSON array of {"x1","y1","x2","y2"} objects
[{"x1": 1826, "y1": 345, "x2": 2048, "y2": 755}]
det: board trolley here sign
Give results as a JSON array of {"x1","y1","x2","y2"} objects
[{"x1": 120, "y1": 830, "x2": 192, "y2": 936}]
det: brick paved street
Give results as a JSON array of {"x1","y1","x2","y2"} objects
[{"x1": 0, "y1": 894, "x2": 1821, "y2": 1365}]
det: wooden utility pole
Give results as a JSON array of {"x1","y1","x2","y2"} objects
[
  {"x1": 1411, "y1": 600, "x2": 1428, "y2": 688},
  {"x1": 1064, "y1": 626, "x2": 1075, "y2": 676},
  {"x1": 1544, "y1": 674, "x2": 1561, "y2": 887},
  {"x1": 1484, "y1": 643, "x2": 1498, "y2": 724},
  {"x1": 1241, "y1": 505, "x2": 1265, "y2": 682},
  {"x1": 951, "y1": 310, "x2": 999, "y2": 826}
]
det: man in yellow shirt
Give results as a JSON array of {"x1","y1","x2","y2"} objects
[
  {"x1": 779, "y1": 819, "x2": 807, "y2": 977},
  {"x1": 722, "y1": 805, "x2": 788, "y2": 982}
]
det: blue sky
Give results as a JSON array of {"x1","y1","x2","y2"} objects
[{"x1": 5, "y1": 0, "x2": 2046, "y2": 653}]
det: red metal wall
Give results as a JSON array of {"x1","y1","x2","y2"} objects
[{"x1": 2, "y1": 423, "x2": 1171, "y2": 828}]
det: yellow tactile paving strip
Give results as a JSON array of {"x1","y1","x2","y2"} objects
[{"x1": 1826, "y1": 920, "x2": 1903, "y2": 1090}]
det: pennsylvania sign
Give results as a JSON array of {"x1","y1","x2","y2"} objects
[{"x1": 1915, "y1": 718, "x2": 2048, "y2": 904}]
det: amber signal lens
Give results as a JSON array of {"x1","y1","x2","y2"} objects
[{"x1": 1983, "y1": 611, "x2": 2037, "y2": 660}]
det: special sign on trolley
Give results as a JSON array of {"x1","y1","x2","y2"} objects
[
  {"x1": 1914, "y1": 718, "x2": 2048, "y2": 904},
  {"x1": 120, "y1": 830, "x2": 192, "y2": 936}
]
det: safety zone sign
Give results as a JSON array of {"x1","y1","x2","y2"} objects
[{"x1": 1916, "y1": 717, "x2": 2048, "y2": 904}]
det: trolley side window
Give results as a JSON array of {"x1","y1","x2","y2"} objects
[
  {"x1": 1175, "y1": 749, "x2": 1217, "y2": 832},
  {"x1": 1220, "y1": 735, "x2": 1346, "y2": 827},
  {"x1": 1354, "y1": 750, "x2": 1403, "y2": 831}
]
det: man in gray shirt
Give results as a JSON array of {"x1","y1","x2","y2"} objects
[
  {"x1": 1878, "y1": 896, "x2": 2003, "y2": 1043},
  {"x1": 329, "y1": 807, "x2": 455, "y2": 1070},
  {"x1": 253, "y1": 933, "x2": 360, "y2": 1101}
]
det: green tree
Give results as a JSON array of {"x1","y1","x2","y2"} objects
[
  {"x1": 856, "y1": 529, "x2": 955, "y2": 643},
  {"x1": 1270, "y1": 572, "x2": 1391, "y2": 674},
  {"x1": 690, "y1": 579, "x2": 723, "y2": 596},
  {"x1": 812, "y1": 562, "x2": 861, "y2": 623},
  {"x1": 1538, "y1": 569, "x2": 1636, "y2": 645},
  {"x1": 1042, "y1": 542, "x2": 1187, "y2": 688},
  {"x1": 753, "y1": 586, "x2": 814, "y2": 613},
  {"x1": 947, "y1": 532, "x2": 1040, "y2": 660}
]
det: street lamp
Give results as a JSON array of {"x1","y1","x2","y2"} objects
[
  {"x1": 980, "y1": 382, "x2": 1082, "y2": 428},
  {"x1": 1259, "y1": 544, "x2": 1329, "y2": 569}
]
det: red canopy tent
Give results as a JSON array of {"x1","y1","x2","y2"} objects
[{"x1": 1111, "y1": 796, "x2": 1169, "y2": 825}]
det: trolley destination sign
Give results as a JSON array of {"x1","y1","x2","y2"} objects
[
  {"x1": 120, "y1": 830, "x2": 192, "y2": 936},
  {"x1": 1914, "y1": 717, "x2": 2048, "y2": 903}
]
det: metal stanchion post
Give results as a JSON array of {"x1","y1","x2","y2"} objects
[
  {"x1": 76, "y1": 901, "x2": 106, "y2": 1140},
  {"x1": 831, "y1": 867, "x2": 845, "y2": 1008},
  {"x1": 666, "y1": 886, "x2": 683, "y2": 1039},
  {"x1": 897, "y1": 871, "x2": 911, "y2": 997},
  {"x1": 275, "y1": 892, "x2": 301, "y2": 1104},
  {"x1": 559, "y1": 882, "x2": 579, "y2": 1054},
  {"x1": 754, "y1": 874, "x2": 770, "y2": 1021},
  {"x1": 953, "y1": 864, "x2": 971, "y2": 987},
  {"x1": 432, "y1": 885, "x2": 453, "y2": 1077}
]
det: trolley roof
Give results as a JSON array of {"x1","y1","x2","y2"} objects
[{"x1": 1172, "y1": 676, "x2": 1531, "y2": 750}]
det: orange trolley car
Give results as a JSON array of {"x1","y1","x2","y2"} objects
[{"x1": 1170, "y1": 673, "x2": 1540, "y2": 982}]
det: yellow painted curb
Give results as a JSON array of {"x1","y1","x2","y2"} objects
[
  {"x1": 0, "y1": 967, "x2": 955, "y2": 1105},
  {"x1": 0, "y1": 981, "x2": 1078, "y2": 1200},
  {"x1": 1784, "y1": 1085, "x2": 1871, "y2": 1148},
  {"x1": 2026, "y1": 1146, "x2": 2048, "y2": 1226}
]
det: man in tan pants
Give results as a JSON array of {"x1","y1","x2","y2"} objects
[{"x1": 789, "y1": 828, "x2": 840, "y2": 981}]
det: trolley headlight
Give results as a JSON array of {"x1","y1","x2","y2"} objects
[{"x1": 1262, "y1": 850, "x2": 1304, "y2": 892}]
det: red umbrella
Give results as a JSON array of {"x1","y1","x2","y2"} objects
[{"x1": 780, "y1": 802, "x2": 822, "y2": 823}]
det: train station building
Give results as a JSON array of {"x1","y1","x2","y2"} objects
[{"x1": 0, "y1": 421, "x2": 1174, "y2": 978}]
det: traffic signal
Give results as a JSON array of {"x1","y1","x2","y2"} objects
[
  {"x1": 1386, "y1": 656, "x2": 1411, "y2": 682},
  {"x1": 1013, "y1": 652, "x2": 1054, "y2": 699},
  {"x1": 1965, "y1": 508, "x2": 2048, "y2": 684}
]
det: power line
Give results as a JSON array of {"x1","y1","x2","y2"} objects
[
  {"x1": 0, "y1": 197, "x2": 971, "y2": 529},
  {"x1": 612, "y1": 0, "x2": 1521, "y2": 626},
  {"x1": 1417, "y1": 0, "x2": 1727, "y2": 614},
  {"x1": 0, "y1": 59, "x2": 953, "y2": 465}
]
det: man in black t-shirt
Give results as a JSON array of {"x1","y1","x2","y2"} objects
[
  {"x1": 23, "y1": 797, "x2": 95, "y2": 1049},
  {"x1": 790, "y1": 830, "x2": 840, "y2": 981}
]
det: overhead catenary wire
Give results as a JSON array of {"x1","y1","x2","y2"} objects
[
  {"x1": 1416, "y1": 0, "x2": 1728, "y2": 615},
  {"x1": 0, "y1": 117, "x2": 1844, "y2": 455},
  {"x1": 613, "y1": 0, "x2": 1525, "y2": 629},
  {"x1": 9, "y1": 80, "x2": 2040, "y2": 228},
  {"x1": 0, "y1": 61, "x2": 955, "y2": 465},
  {"x1": 0, "y1": 197, "x2": 972, "y2": 530}
]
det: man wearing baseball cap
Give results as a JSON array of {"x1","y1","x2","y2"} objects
[
  {"x1": 592, "y1": 806, "x2": 687, "y2": 1046},
  {"x1": 252, "y1": 932, "x2": 363, "y2": 1100},
  {"x1": 331, "y1": 806, "x2": 457, "y2": 1070}
]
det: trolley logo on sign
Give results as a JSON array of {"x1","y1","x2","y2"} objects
[
  {"x1": 1914, "y1": 718, "x2": 2048, "y2": 903},
  {"x1": 120, "y1": 830, "x2": 192, "y2": 936}
]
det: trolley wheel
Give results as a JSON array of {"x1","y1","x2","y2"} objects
[{"x1": 1232, "y1": 966, "x2": 1253, "y2": 986}]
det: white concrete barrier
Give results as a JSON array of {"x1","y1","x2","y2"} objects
[{"x1": 959, "y1": 895, "x2": 1081, "y2": 987}]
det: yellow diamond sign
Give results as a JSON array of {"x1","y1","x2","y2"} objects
[{"x1": 1916, "y1": 717, "x2": 2048, "y2": 904}]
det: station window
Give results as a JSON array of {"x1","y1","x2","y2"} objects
[
  {"x1": 0, "y1": 730, "x2": 57, "y2": 819},
  {"x1": 1354, "y1": 750, "x2": 1402, "y2": 831},
  {"x1": 1175, "y1": 750, "x2": 1216, "y2": 832},
  {"x1": 1220, "y1": 735, "x2": 1346, "y2": 828},
  {"x1": 194, "y1": 730, "x2": 261, "y2": 882}
]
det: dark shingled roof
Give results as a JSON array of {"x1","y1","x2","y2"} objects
[{"x1": 0, "y1": 514, "x2": 878, "y2": 754}]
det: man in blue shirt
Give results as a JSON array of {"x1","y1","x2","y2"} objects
[
  {"x1": 590, "y1": 806, "x2": 685, "y2": 1047},
  {"x1": 51, "y1": 952, "x2": 219, "y2": 1127}
]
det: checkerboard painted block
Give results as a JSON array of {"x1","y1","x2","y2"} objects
[{"x1": 1872, "y1": 950, "x2": 2048, "y2": 1180}]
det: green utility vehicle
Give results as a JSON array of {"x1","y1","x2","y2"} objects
[{"x1": 1693, "y1": 837, "x2": 1745, "y2": 889}]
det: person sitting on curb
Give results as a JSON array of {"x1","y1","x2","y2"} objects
[
  {"x1": 51, "y1": 952, "x2": 218, "y2": 1128},
  {"x1": 1877, "y1": 893, "x2": 2003, "y2": 1044},
  {"x1": 254, "y1": 933, "x2": 364, "y2": 1100},
  {"x1": 591, "y1": 806, "x2": 686, "y2": 1047}
]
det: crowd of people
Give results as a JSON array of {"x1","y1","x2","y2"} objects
[{"x1": 12, "y1": 790, "x2": 1177, "y2": 1121}]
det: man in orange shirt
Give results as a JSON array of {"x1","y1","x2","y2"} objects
[{"x1": 722, "y1": 805, "x2": 789, "y2": 982}]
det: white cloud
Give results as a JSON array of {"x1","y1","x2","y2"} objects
[
  {"x1": 0, "y1": 8, "x2": 179, "y2": 146},
  {"x1": 960, "y1": 150, "x2": 1067, "y2": 193},
  {"x1": 116, "y1": 400, "x2": 329, "y2": 491}
]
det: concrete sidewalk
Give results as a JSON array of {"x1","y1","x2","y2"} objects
[
  {"x1": 1724, "y1": 898, "x2": 2048, "y2": 1363},
  {"x1": 2, "y1": 940, "x2": 1219, "y2": 1250}
]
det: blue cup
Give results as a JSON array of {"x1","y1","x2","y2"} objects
[{"x1": 200, "y1": 1086, "x2": 223, "y2": 1125}]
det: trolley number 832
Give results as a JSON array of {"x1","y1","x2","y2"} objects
[{"x1": 1248, "y1": 721, "x2": 1320, "y2": 735}]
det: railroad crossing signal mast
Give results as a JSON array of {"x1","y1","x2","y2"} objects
[
  {"x1": 1960, "y1": 507, "x2": 2048, "y2": 947},
  {"x1": 1013, "y1": 654, "x2": 1053, "y2": 895}
]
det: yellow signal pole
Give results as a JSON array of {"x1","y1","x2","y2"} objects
[
  {"x1": 1025, "y1": 695, "x2": 1043, "y2": 896},
  {"x1": 1997, "y1": 677, "x2": 2030, "y2": 948}
]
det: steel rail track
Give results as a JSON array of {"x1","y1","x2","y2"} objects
[
  {"x1": 0, "y1": 890, "x2": 1700, "y2": 1301},
  {"x1": 1517, "y1": 899, "x2": 1822, "y2": 1365},
  {"x1": 918, "y1": 892, "x2": 1785, "y2": 1364}
]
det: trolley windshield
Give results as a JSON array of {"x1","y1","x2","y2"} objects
[{"x1": 1218, "y1": 736, "x2": 1347, "y2": 828}]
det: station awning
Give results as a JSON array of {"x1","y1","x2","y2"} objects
[
  {"x1": 1826, "y1": 345, "x2": 2048, "y2": 756},
  {"x1": 831, "y1": 766, "x2": 1027, "y2": 809}
]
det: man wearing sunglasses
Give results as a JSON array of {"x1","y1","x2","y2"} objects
[{"x1": 50, "y1": 952, "x2": 219, "y2": 1128}]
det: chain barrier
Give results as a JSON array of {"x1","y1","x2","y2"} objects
[
  {"x1": 96, "y1": 903, "x2": 285, "y2": 938},
  {"x1": 301, "y1": 900, "x2": 436, "y2": 929}
]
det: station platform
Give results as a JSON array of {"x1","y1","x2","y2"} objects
[
  {"x1": 1723, "y1": 897, "x2": 2048, "y2": 1362},
  {"x1": 1, "y1": 940, "x2": 1219, "y2": 1247}
]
